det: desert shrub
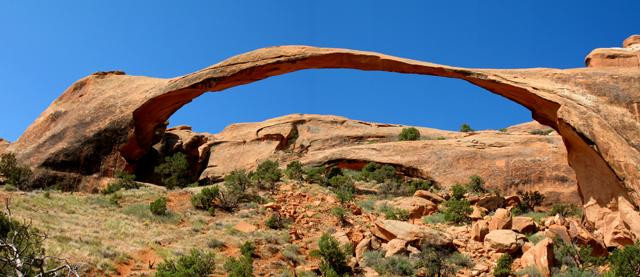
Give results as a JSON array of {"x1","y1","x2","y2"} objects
[
  {"x1": 304, "y1": 166, "x2": 327, "y2": 185},
  {"x1": 283, "y1": 244, "x2": 303, "y2": 265},
  {"x1": 154, "y1": 152, "x2": 191, "y2": 189},
  {"x1": 252, "y1": 160, "x2": 282, "y2": 192},
  {"x1": 285, "y1": 161, "x2": 305, "y2": 181},
  {"x1": 493, "y1": 253, "x2": 513, "y2": 277},
  {"x1": 330, "y1": 176, "x2": 356, "y2": 204},
  {"x1": 443, "y1": 199, "x2": 472, "y2": 224},
  {"x1": 499, "y1": 128, "x2": 508, "y2": 132},
  {"x1": 450, "y1": 184, "x2": 467, "y2": 200},
  {"x1": 398, "y1": 127, "x2": 421, "y2": 141},
  {"x1": 224, "y1": 257, "x2": 253, "y2": 277},
  {"x1": 331, "y1": 207, "x2": 347, "y2": 225},
  {"x1": 207, "y1": 239, "x2": 225, "y2": 249},
  {"x1": 265, "y1": 214, "x2": 284, "y2": 230},
  {"x1": 423, "y1": 212, "x2": 446, "y2": 224},
  {"x1": 240, "y1": 241, "x2": 256, "y2": 259},
  {"x1": 517, "y1": 266, "x2": 542, "y2": 277},
  {"x1": 529, "y1": 129, "x2": 553, "y2": 136},
  {"x1": 361, "y1": 162, "x2": 397, "y2": 183},
  {"x1": 467, "y1": 175, "x2": 487, "y2": 193},
  {"x1": 459, "y1": 123, "x2": 474, "y2": 133},
  {"x1": 514, "y1": 191, "x2": 545, "y2": 215},
  {"x1": 377, "y1": 255, "x2": 415, "y2": 276},
  {"x1": 150, "y1": 197, "x2": 168, "y2": 216},
  {"x1": 608, "y1": 242, "x2": 640, "y2": 276},
  {"x1": 191, "y1": 187, "x2": 218, "y2": 211},
  {"x1": 415, "y1": 245, "x2": 472, "y2": 276},
  {"x1": 378, "y1": 204, "x2": 410, "y2": 221},
  {"x1": 550, "y1": 203, "x2": 581, "y2": 218},
  {"x1": 155, "y1": 249, "x2": 215, "y2": 277},
  {"x1": 357, "y1": 199, "x2": 376, "y2": 212},
  {"x1": 313, "y1": 233, "x2": 350, "y2": 276},
  {"x1": 0, "y1": 153, "x2": 33, "y2": 190},
  {"x1": 405, "y1": 178, "x2": 436, "y2": 194},
  {"x1": 102, "y1": 172, "x2": 139, "y2": 194}
]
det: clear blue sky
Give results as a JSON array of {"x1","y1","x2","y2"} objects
[{"x1": 1, "y1": 1, "x2": 638, "y2": 141}]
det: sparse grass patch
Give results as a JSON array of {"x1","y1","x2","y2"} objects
[{"x1": 423, "y1": 212, "x2": 446, "y2": 224}]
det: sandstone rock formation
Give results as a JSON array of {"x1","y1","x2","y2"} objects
[
  {"x1": 7, "y1": 36, "x2": 640, "y2": 241},
  {"x1": 0, "y1": 139, "x2": 9, "y2": 155}
]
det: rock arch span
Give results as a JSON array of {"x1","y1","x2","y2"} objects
[{"x1": 8, "y1": 36, "x2": 640, "y2": 245}]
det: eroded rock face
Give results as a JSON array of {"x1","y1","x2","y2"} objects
[
  {"x1": 0, "y1": 139, "x2": 9, "y2": 155},
  {"x1": 8, "y1": 36, "x2": 640, "y2": 242}
]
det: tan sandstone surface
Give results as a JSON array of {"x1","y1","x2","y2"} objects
[
  {"x1": 6, "y1": 36, "x2": 640, "y2": 241},
  {"x1": 162, "y1": 114, "x2": 579, "y2": 205}
]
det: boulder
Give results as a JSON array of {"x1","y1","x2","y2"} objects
[
  {"x1": 391, "y1": 197, "x2": 437, "y2": 220},
  {"x1": 472, "y1": 220, "x2": 490, "y2": 241},
  {"x1": 601, "y1": 213, "x2": 635, "y2": 248},
  {"x1": 355, "y1": 237, "x2": 371, "y2": 262},
  {"x1": 520, "y1": 238, "x2": 554, "y2": 277},
  {"x1": 484, "y1": 229, "x2": 526, "y2": 253},
  {"x1": 384, "y1": 238, "x2": 407, "y2": 257},
  {"x1": 372, "y1": 220, "x2": 452, "y2": 246},
  {"x1": 470, "y1": 206, "x2": 488, "y2": 220},
  {"x1": 512, "y1": 216, "x2": 537, "y2": 234},
  {"x1": 414, "y1": 190, "x2": 445, "y2": 204},
  {"x1": 475, "y1": 195, "x2": 505, "y2": 211},
  {"x1": 504, "y1": 195, "x2": 521, "y2": 208},
  {"x1": 489, "y1": 208, "x2": 512, "y2": 231},
  {"x1": 567, "y1": 220, "x2": 607, "y2": 256},
  {"x1": 544, "y1": 225, "x2": 571, "y2": 244}
]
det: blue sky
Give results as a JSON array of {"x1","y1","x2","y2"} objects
[{"x1": 1, "y1": 1, "x2": 638, "y2": 141}]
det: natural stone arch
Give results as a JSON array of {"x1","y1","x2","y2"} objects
[{"x1": 8, "y1": 37, "x2": 640, "y2": 244}]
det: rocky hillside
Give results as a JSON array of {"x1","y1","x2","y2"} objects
[{"x1": 146, "y1": 114, "x2": 578, "y2": 206}]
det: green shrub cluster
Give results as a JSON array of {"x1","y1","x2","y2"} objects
[
  {"x1": 331, "y1": 207, "x2": 348, "y2": 225},
  {"x1": 529, "y1": 129, "x2": 554, "y2": 136},
  {"x1": 378, "y1": 204, "x2": 410, "y2": 221},
  {"x1": 191, "y1": 170, "x2": 253, "y2": 213},
  {"x1": 512, "y1": 191, "x2": 545, "y2": 215},
  {"x1": 362, "y1": 244, "x2": 473, "y2": 276},
  {"x1": 313, "y1": 234, "x2": 351, "y2": 276},
  {"x1": 225, "y1": 241, "x2": 255, "y2": 277},
  {"x1": 607, "y1": 242, "x2": 640, "y2": 276},
  {"x1": 493, "y1": 253, "x2": 513, "y2": 277},
  {"x1": 361, "y1": 162, "x2": 397, "y2": 184},
  {"x1": 550, "y1": 203, "x2": 581, "y2": 218},
  {"x1": 285, "y1": 161, "x2": 304, "y2": 181},
  {"x1": 466, "y1": 175, "x2": 487, "y2": 194},
  {"x1": 149, "y1": 197, "x2": 168, "y2": 216},
  {"x1": 398, "y1": 127, "x2": 421, "y2": 141},
  {"x1": 552, "y1": 238, "x2": 605, "y2": 276},
  {"x1": 0, "y1": 153, "x2": 33, "y2": 190},
  {"x1": 156, "y1": 249, "x2": 215, "y2": 277},
  {"x1": 251, "y1": 160, "x2": 282, "y2": 192},
  {"x1": 329, "y1": 175, "x2": 356, "y2": 204},
  {"x1": 450, "y1": 184, "x2": 467, "y2": 200},
  {"x1": 102, "y1": 172, "x2": 139, "y2": 194},
  {"x1": 459, "y1": 123, "x2": 474, "y2": 133},
  {"x1": 154, "y1": 152, "x2": 191, "y2": 189},
  {"x1": 265, "y1": 214, "x2": 284, "y2": 230},
  {"x1": 443, "y1": 199, "x2": 472, "y2": 224}
]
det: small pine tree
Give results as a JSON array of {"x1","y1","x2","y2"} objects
[
  {"x1": 315, "y1": 234, "x2": 350, "y2": 276},
  {"x1": 154, "y1": 152, "x2": 191, "y2": 189},
  {"x1": 285, "y1": 161, "x2": 304, "y2": 181}
]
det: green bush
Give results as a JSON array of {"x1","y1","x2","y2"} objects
[
  {"x1": 378, "y1": 204, "x2": 410, "y2": 221},
  {"x1": 377, "y1": 255, "x2": 415, "y2": 276},
  {"x1": 459, "y1": 123, "x2": 474, "y2": 133},
  {"x1": 399, "y1": 127, "x2": 421, "y2": 141},
  {"x1": 191, "y1": 187, "x2": 218, "y2": 211},
  {"x1": 155, "y1": 249, "x2": 215, "y2": 277},
  {"x1": 361, "y1": 162, "x2": 397, "y2": 183},
  {"x1": 265, "y1": 214, "x2": 284, "y2": 230},
  {"x1": 331, "y1": 207, "x2": 347, "y2": 225},
  {"x1": 252, "y1": 160, "x2": 282, "y2": 192},
  {"x1": 304, "y1": 166, "x2": 327, "y2": 185},
  {"x1": 224, "y1": 257, "x2": 253, "y2": 277},
  {"x1": 552, "y1": 238, "x2": 606, "y2": 275},
  {"x1": 285, "y1": 161, "x2": 305, "y2": 181},
  {"x1": 0, "y1": 153, "x2": 33, "y2": 190},
  {"x1": 154, "y1": 152, "x2": 191, "y2": 189},
  {"x1": 240, "y1": 241, "x2": 256, "y2": 259},
  {"x1": 550, "y1": 203, "x2": 581, "y2": 218},
  {"x1": 529, "y1": 129, "x2": 553, "y2": 136},
  {"x1": 0, "y1": 213, "x2": 43, "y2": 275},
  {"x1": 405, "y1": 178, "x2": 436, "y2": 194},
  {"x1": 150, "y1": 197, "x2": 168, "y2": 216},
  {"x1": 606, "y1": 242, "x2": 640, "y2": 276},
  {"x1": 414, "y1": 245, "x2": 472, "y2": 276},
  {"x1": 443, "y1": 199, "x2": 472, "y2": 224},
  {"x1": 493, "y1": 253, "x2": 513, "y2": 277},
  {"x1": 422, "y1": 212, "x2": 446, "y2": 224},
  {"x1": 467, "y1": 175, "x2": 486, "y2": 193},
  {"x1": 330, "y1": 175, "x2": 356, "y2": 204},
  {"x1": 450, "y1": 184, "x2": 467, "y2": 200},
  {"x1": 102, "y1": 172, "x2": 139, "y2": 194},
  {"x1": 514, "y1": 191, "x2": 545, "y2": 215},
  {"x1": 314, "y1": 233, "x2": 350, "y2": 276}
]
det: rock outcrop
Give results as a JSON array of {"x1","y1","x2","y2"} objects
[
  {"x1": 7, "y1": 36, "x2": 640, "y2": 241},
  {"x1": 0, "y1": 139, "x2": 9, "y2": 155}
]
